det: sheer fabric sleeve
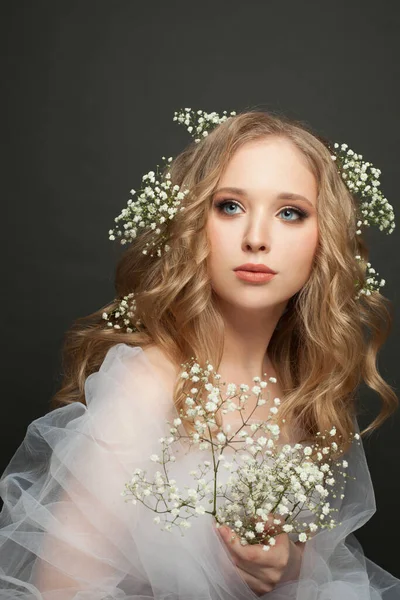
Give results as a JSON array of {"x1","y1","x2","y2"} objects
[
  {"x1": 0, "y1": 343, "x2": 188, "y2": 599},
  {"x1": 1, "y1": 343, "x2": 400, "y2": 599}
]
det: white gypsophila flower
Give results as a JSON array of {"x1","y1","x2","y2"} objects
[
  {"x1": 173, "y1": 108, "x2": 237, "y2": 144},
  {"x1": 277, "y1": 504, "x2": 290, "y2": 515},
  {"x1": 255, "y1": 522, "x2": 265, "y2": 533},
  {"x1": 235, "y1": 519, "x2": 243, "y2": 528},
  {"x1": 102, "y1": 292, "x2": 142, "y2": 333},
  {"x1": 322, "y1": 502, "x2": 331, "y2": 515},
  {"x1": 268, "y1": 424, "x2": 280, "y2": 436},
  {"x1": 226, "y1": 383, "x2": 237, "y2": 396},
  {"x1": 109, "y1": 158, "x2": 191, "y2": 257}
]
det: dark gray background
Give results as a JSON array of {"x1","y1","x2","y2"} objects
[{"x1": 2, "y1": 0, "x2": 400, "y2": 578}]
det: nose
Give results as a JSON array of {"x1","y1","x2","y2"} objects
[{"x1": 242, "y1": 216, "x2": 271, "y2": 252}]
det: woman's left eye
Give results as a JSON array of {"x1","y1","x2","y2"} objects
[
  {"x1": 278, "y1": 206, "x2": 309, "y2": 222},
  {"x1": 214, "y1": 199, "x2": 309, "y2": 222}
]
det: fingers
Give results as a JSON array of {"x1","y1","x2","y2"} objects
[
  {"x1": 217, "y1": 525, "x2": 270, "y2": 565},
  {"x1": 235, "y1": 564, "x2": 276, "y2": 595}
]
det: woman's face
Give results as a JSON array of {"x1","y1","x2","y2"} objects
[{"x1": 206, "y1": 136, "x2": 319, "y2": 315}]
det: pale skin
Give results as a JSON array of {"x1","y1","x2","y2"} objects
[{"x1": 144, "y1": 135, "x2": 319, "y2": 595}]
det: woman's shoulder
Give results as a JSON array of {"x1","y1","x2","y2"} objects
[{"x1": 140, "y1": 343, "x2": 179, "y2": 396}]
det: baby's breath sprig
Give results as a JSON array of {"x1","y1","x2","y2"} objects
[
  {"x1": 354, "y1": 255, "x2": 385, "y2": 298},
  {"x1": 331, "y1": 143, "x2": 395, "y2": 234},
  {"x1": 122, "y1": 358, "x2": 361, "y2": 551},
  {"x1": 108, "y1": 155, "x2": 190, "y2": 257},
  {"x1": 173, "y1": 108, "x2": 237, "y2": 144},
  {"x1": 329, "y1": 141, "x2": 395, "y2": 299},
  {"x1": 102, "y1": 292, "x2": 141, "y2": 333}
]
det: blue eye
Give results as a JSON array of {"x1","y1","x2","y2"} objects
[
  {"x1": 214, "y1": 199, "x2": 309, "y2": 221},
  {"x1": 278, "y1": 207, "x2": 309, "y2": 222},
  {"x1": 215, "y1": 200, "x2": 243, "y2": 215}
]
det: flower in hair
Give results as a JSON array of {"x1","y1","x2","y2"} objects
[
  {"x1": 330, "y1": 142, "x2": 395, "y2": 234},
  {"x1": 328, "y1": 142, "x2": 395, "y2": 297},
  {"x1": 102, "y1": 293, "x2": 141, "y2": 333},
  {"x1": 108, "y1": 155, "x2": 190, "y2": 257},
  {"x1": 173, "y1": 108, "x2": 237, "y2": 143}
]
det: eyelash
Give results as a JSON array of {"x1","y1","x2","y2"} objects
[{"x1": 214, "y1": 199, "x2": 310, "y2": 222}]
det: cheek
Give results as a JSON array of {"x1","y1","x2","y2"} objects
[
  {"x1": 285, "y1": 228, "x2": 319, "y2": 274},
  {"x1": 206, "y1": 220, "x2": 231, "y2": 260}
]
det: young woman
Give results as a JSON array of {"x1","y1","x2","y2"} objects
[{"x1": 1, "y1": 110, "x2": 399, "y2": 599}]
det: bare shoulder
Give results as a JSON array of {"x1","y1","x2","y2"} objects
[{"x1": 141, "y1": 343, "x2": 179, "y2": 393}]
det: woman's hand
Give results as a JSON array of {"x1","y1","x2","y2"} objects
[{"x1": 215, "y1": 518, "x2": 305, "y2": 597}]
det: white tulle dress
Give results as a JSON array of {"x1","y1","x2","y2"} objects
[{"x1": 1, "y1": 343, "x2": 400, "y2": 599}]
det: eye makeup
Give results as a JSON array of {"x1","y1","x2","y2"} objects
[{"x1": 213, "y1": 199, "x2": 310, "y2": 222}]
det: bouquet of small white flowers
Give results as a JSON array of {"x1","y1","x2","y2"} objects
[{"x1": 121, "y1": 357, "x2": 360, "y2": 552}]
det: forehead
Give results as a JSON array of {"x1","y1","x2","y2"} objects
[{"x1": 218, "y1": 138, "x2": 318, "y2": 203}]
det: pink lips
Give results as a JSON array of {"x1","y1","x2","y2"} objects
[
  {"x1": 233, "y1": 263, "x2": 277, "y2": 282},
  {"x1": 234, "y1": 270, "x2": 276, "y2": 283},
  {"x1": 234, "y1": 263, "x2": 277, "y2": 274}
]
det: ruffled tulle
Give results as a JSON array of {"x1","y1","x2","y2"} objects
[{"x1": 0, "y1": 343, "x2": 399, "y2": 599}]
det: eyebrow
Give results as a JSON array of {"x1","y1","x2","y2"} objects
[{"x1": 213, "y1": 186, "x2": 315, "y2": 208}]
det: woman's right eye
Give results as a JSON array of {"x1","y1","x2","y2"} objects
[{"x1": 214, "y1": 199, "x2": 243, "y2": 215}]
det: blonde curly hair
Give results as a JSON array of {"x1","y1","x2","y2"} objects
[{"x1": 51, "y1": 109, "x2": 398, "y2": 457}]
